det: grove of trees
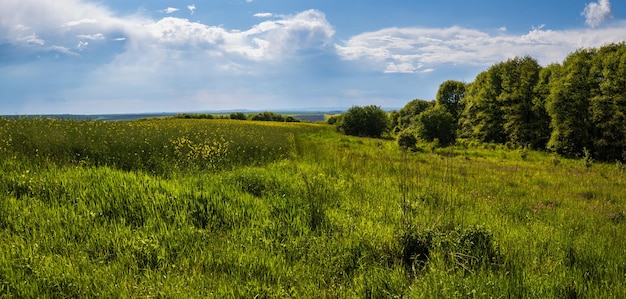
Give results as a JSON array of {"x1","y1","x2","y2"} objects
[
  {"x1": 460, "y1": 43, "x2": 626, "y2": 161},
  {"x1": 384, "y1": 43, "x2": 626, "y2": 162},
  {"x1": 333, "y1": 43, "x2": 626, "y2": 161}
]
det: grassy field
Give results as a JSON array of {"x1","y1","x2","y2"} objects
[{"x1": 0, "y1": 117, "x2": 625, "y2": 298}]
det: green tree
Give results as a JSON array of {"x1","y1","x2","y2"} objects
[
  {"x1": 459, "y1": 64, "x2": 506, "y2": 143},
  {"x1": 337, "y1": 105, "x2": 390, "y2": 138},
  {"x1": 389, "y1": 110, "x2": 401, "y2": 132},
  {"x1": 436, "y1": 80, "x2": 466, "y2": 122},
  {"x1": 396, "y1": 99, "x2": 433, "y2": 130},
  {"x1": 498, "y1": 56, "x2": 543, "y2": 146},
  {"x1": 230, "y1": 112, "x2": 246, "y2": 120},
  {"x1": 531, "y1": 63, "x2": 560, "y2": 149},
  {"x1": 415, "y1": 105, "x2": 456, "y2": 146},
  {"x1": 588, "y1": 43, "x2": 626, "y2": 160},
  {"x1": 251, "y1": 112, "x2": 285, "y2": 122},
  {"x1": 546, "y1": 49, "x2": 596, "y2": 157}
]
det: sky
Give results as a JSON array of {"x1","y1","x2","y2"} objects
[{"x1": 1, "y1": 0, "x2": 625, "y2": 115}]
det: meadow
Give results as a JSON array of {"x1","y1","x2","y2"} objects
[{"x1": 0, "y1": 117, "x2": 625, "y2": 298}]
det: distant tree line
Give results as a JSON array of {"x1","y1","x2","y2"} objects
[
  {"x1": 174, "y1": 112, "x2": 301, "y2": 123},
  {"x1": 333, "y1": 43, "x2": 626, "y2": 161}
]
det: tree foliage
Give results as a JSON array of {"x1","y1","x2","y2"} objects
[
  {"x1": 230, "y1": 112, "x2": 246, "y2": 120},
  {"x1": 436, "y1": 80, "x2": 466, "y2": 122},
  {"x1": 459, "y1": 63, "x2": 506, "y2": 143},
  {"x1": 547, "y1": 44, "x2": 626, "y2": 160},
  {"x1": 337, "y1": 105, "x2": 390, "y2": 138},
  {"x1": 415, "y1": 106, "x2": 456, "y2": 146},
  {"x1": 395, "y1": 99, "x2": 433, "y2": 131},
  {"x1": 453, "y1": 43, "x2": 626, "y2": 161}
]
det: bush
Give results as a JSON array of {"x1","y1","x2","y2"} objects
[
  {"x1": 415, "y1": 106, "x2": 456, "y2": 146},
  {"x1": 397, "y1": 129, "x2": 418, "y2": 151},
  {"x1": 327, "y1": 115, "x2": 341, "y2": 125},
  {"x1": 400, "y1": 228, "x2": 434, "y2": 272},
  {"x1": 230, "y1": 112, "x2": 246, "y2": 120},
  {"x1": 337, "y1": 105, "x2": 390, "y2": 138},
  {"x1": 251, "y1": 112, "x2": 285, "y2": 122}
]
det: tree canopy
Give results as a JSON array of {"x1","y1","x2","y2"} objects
[
  {"x1": 455, "y1": 43, "x2": 626, "y2": 161},
  {"x1": 337, "y1": 105, "x2": 390, "y2": 138}
]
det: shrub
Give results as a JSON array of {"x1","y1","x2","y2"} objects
[
  {"x1": 400, "y1": 228, "x2": 434, "y2": 272},
  {"x1": 397, "y1": 129, "x2": 418, "y2": 151},
  {"x1": 230, "y1": 112, "x2": 246, "y2": 120},
  {"x1": 251, "y1": 112, "x2": 285, "y2": 122},
  {"x1": 337, "y1": 105, "x2": 390, "y2": 138},
  {"x1": 414, "y1": 105, "x2": 456, "y2": 146}
]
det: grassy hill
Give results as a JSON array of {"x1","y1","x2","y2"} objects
[{"x1": 0, "y1": 117, "x2": 625, "y2": 297}]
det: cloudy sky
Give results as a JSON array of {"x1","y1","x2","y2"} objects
[{"x1": 1, "y1": 0, "x2": 624, "y2": 114}]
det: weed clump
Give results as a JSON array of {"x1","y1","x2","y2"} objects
[
  {"x1": 400, "y1": 227, "x2": 434, "y2": 273},
  {"x1": 399, "y1": 225, "x2": 500, "y2": 275},
  {"x1": 397, "y1": 129, "x2": 418, "y2": 151}
]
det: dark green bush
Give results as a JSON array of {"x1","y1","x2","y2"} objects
[
  {"x1": 397, "y1": 129, "x2": 418, "y2": 151},
  {"x1": 337, "y1": 105, "x2": 390, "y2": 138}
]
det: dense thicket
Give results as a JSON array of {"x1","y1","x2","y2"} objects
[{"x1": 457, "y1": 43, "x2": 626, "y2": 161}]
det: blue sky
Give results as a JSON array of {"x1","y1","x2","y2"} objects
[{"x1": 1, "y1": 0, "x2": 625, "y2": 114}]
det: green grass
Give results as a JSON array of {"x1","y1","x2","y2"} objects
[{"x1": 0, "y1": 117, "x2": 625, "y2": 297}]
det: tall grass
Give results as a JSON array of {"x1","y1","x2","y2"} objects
[{"x1": 0, "y1": 117, "x2": 625, "y2": 297}]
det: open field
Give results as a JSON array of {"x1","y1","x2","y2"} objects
[{"x1": 0, "y1": 117, "x2": 625, "y2": 297}]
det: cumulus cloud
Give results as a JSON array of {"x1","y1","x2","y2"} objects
[
  {"x1": 335, "y1": 23, "x2": 626, "y2": 73},
  {"x1": 162, "y1": 7, "x2": 179, "y2": 14},
  {"x1": 0, "y1": 0, "x2": 333, "y2": 63},
  {"x1": 187, "y1": 4, "x2": 196, "y2": 15},
  {"x1": 583, "y1": 0, "x2": 612, "y2": 28}
]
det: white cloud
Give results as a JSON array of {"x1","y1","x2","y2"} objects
[
  {"x1": 187, "y1": 4, "x2": 196, "y2": 15},
  {"x1": 50, "y1": 45, "x2": 78, "y2": 56},
  {"x1": 162, "y1": 7, "x2": 179, "y2": 14},
  {"x1": 18, "y1": 33, "x2": 45, "y2": 45},
  {"x1": 0, "y1": 0, "x2": 333, "y2": 63},
  {"x1": 254, "y1": 12, "x2": 273, "y2": 18},
  {"x1": 385, "y1": 62, "x2": 416, "y2": 74},
  {"x1": 77, "y1": 40, "x2": 89, "y2": 50},
  {"x1": 583, "y1": 0, "x2": 612, "y2": 28},
  {"x1": 336, "y1": 23, "x2": 626, "y2": 73},
  {"x1": 77, "y1": 33, "x2": 105, "y2": 40},
  {"x1": 64, "y1": 18, "x2": 99, "y2": 27}
]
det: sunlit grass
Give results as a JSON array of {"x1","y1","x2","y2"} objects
[{"x1": 0, "y1": 117, "x2": 625, "y2": 297}]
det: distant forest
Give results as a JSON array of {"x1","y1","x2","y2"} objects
[{"x1": 393, "y1": 43, "x2": 626, "y2": 162}]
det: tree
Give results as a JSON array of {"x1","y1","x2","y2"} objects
[
  {"x1": 531, "y1": 63, "x2": 560, "y2": 149},
  {"x1": 415, "y1": 105, "x2": 456, "y2": 146},
  {"x1": 588, "y1": 43, "x2": 626, "y2": 160},
  {"x1": 458, "y1": 64, "x2": 506, "y2": 143},
  {"x1": 498, "y1": 56, "x2": 542, "y2": 146},
  {"x1": 436, "y1": 80, "x2": 466, "y2": 122},
  {"x1": 396, "y1": 99, "x2": 433, "y2": 130},
  {"x1": 337, "y1": 105, "x2": 390, "y2": 138},
  {"x1": 230, "y1": 112, "x2": 246, "y2": 120},
  {"x1": 546, "y1": 49, "x2": 595, "y2": 157},
  {"x1": 251, "y1": 111, "x2": 285, "y2": 122}
]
